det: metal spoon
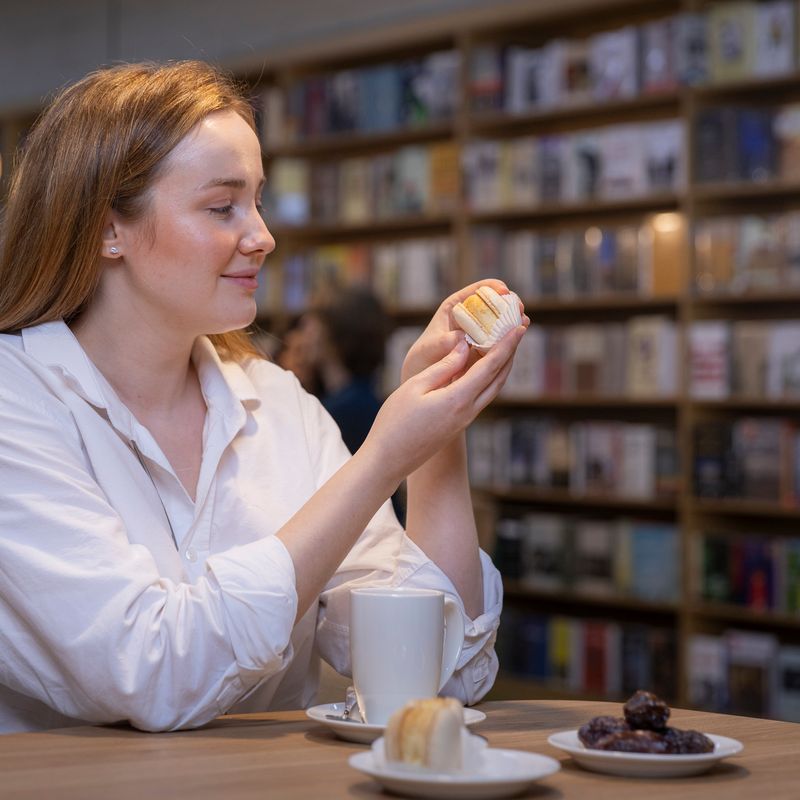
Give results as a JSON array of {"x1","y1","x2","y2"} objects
[{"x1": 325, "y1": 686, "x2": 364, "y2": 723}]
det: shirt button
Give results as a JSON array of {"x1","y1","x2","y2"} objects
[{"x1": 185, "y1": 548, "x2": 198, "y2": 563}]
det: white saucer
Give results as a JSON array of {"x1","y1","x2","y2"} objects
[
  {"x1": 547, "y1": 729, "x2": 744, "y2": 778},
  {"x1": 306, "y1": 703, "x2": 486, "y2": 745},
  {"x1": 349, "y1": 745, "x2": 560, "y2": 799}
]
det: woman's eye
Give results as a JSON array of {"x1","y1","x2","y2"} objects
[{"x1": 209, "y1": 204, "x2": 233, "y2": 217}]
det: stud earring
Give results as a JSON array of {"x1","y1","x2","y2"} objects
[{"x1": 109, "y1": 246, "x2": 119, "y2": 255}]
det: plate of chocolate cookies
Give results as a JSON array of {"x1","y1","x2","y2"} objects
[{"x1": 547, "y1": 690, "x2": 743, "y2": 778}]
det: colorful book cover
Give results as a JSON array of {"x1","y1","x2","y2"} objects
[
  {"x1": 736, "y1": 216, "x2": 783, "y2": 291},
  {"x1": 620, "y1": 425, "x2": 656, "y2": 499},
  {"x1": 736, "y1": 108, "x2": 777, "y2": 182},
  {"x1": 630, "y1": 522, "x2": 679, "y2": 602},
  {"x1": 701, "y1": 533, "x2": 732, "y2": 603},
  {"x1": 675, "y1": 12, "x2": 709, "y2": 86},
  {"x1": 521, "y1": 513, "x2": 568, "y2": 591},
  {"x1": 589, "y1": 26, "x2": 639, "y2": 100},
  {"x1": 470, "y1": 44, "x2": 505, "y2": 112},
  {"x1": 693, "y1": 420, "x2": 737, "y2": 498},
  {"x1": 329, "y1": 69, "x2": 359, "y2": 133},
  {"x1": 548, "y1": 616, "x2": 572, "y2": 685},
  {"x1": 754, "y1": 0, "x2": 795, "y2": 77},
  {"x1": 735, "y1": 417, "x2": 786, "y2": 502},
  {"x1": 428, "y1": 141, "x2": 460, "y2": 213},
  {"x1": 726, "y1": 629, "x2": 778, "y2": 717},
  {"x1": 505, "y1": 46, "x2": 542, "y2": 112},
  {"x1": 640, "y1": 17, "x2": 677, "y2": 94},
  {"x1": 649, "y1": 627, "x2": 677, "y2": 701},
  {"x1": 776, "y1": 645, "x2": 800, "y2": 722},
  {"x1": 339, "y1": 157, "x2": 370, "y2": 223},
  {"x1": 655, "y1": 426, "x2": 680, "y2": 497},
  {"x1": 393, "y1": 146, "x2": 430, "y2": 215},
  {"x1": 688, "y1": 634, "x2": 727, "y2": 710},
  {"x1": 583, "y1": 621, "x2": 608, "y2": 694},
  {"x1": 732, "y1": 320, "x2": 770, "y2": 396},
  {"x1": 573, "y1": 519, "x2": 616, "y2": 596},
  {"x1": 766, "y1": 321, "x2": 800, "y2": 398},
  {"x1": 644, "y1": 119, "x2": 684, "y2": 192},
  {"x1": 693, "y1": 217, "x2": 738, "y2": 293},
  {"x1": 689, "y1": 320, "x2": 731, "y2": 399},
  {"x1": 694, "y1": 107, "x2": 739, "y2": 183},
  {"x1": 519, "y1": 614, "x2": 550, "y2": 680},
  {"x1": 626, "y1": 315, "x2": 676, "y2": 396},
  {"x1": 599, "y1": 124, "x2": 646, "y2": 199},
  {"x1": 708, "y1": 1, "x2": 756, "y2": 84},
  {"x1": 509, "y1": 136, "x2": 540, "y2": 207},
  {"x1": 493, "y1": 518, "x2": 525, "y2": 580}
]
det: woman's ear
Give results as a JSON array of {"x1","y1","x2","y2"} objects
[{"x1": 101, "y1": 212, "x2": 123, "y2": 259}]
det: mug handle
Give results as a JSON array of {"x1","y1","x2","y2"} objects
[{"x1": 438, "y1": 596, "x2": 465, "y2": 691}]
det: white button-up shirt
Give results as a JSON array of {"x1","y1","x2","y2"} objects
[{"x1": 0, "y1": 321, "x2": 502, "y2": 733}]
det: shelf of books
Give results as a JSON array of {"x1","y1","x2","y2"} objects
[
  {"x1": 243, "y1": 0, "x2": 800, "y2": 721},
  {"x1": 246, "y1": 0, "x2": 800, "y2": 720}
]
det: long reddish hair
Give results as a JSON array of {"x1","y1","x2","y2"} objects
[{"x1": 0, "y1": 60, "x2": 262, "y2": 361}]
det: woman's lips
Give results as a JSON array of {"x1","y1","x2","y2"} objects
[{"x1": 222, "y1": 274, "x2": 259, "y2": 290}]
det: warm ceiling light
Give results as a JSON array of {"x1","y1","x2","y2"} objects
[{"x1": 652, "y1": 212, "x2": 683, "y2": 233}]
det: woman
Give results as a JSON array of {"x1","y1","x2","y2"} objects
[{"x1": 0, "y1": 61, "x2": 527, "y2": 733}]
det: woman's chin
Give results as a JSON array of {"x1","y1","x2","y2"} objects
[{"x1": 210, "y1": 304, "x2": 259, "y2": 334}]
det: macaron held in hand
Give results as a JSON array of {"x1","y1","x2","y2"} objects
[{"x1": 452, "y1": 285, "x2": 524, "y2": 350}]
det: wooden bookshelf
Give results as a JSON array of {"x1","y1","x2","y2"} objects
[
  {"x1": 468, "y1": 91, "x2": 680, "y2": 135},
  {"x1": 239, "y1": 0, "x2": 800, "y2": 718},
  {"x1": 466, "y1": 193, "x2": 682, "y2": 223},
  {"x1": 503, "y1": 580, "x2": 680, "y2": 615},
  {"x1": 691, "y1": 498, "x2": 800, "y2": 518},
  {"x1": 267, "y1": 121, "x2": 454, "y2": 157},
  {"x1": 483, "y1": 485, "x2": 678, "y2": 512},
  {"x1": 519, "y1": 295, "x2": 680, "y2": 313},
  {"x1": 692, "y1": 601, "x2": 800, "y2": 630},
  {"x1": 493, "y1": 395, "x2": 679, "y2": 409},
  {"x1": 271, "y1": 214, "x2": 455, "y2": 239}
]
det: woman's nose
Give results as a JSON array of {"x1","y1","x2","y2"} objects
[{"x1": 241, "y1": 211, "x2": 276, "y2": 256}]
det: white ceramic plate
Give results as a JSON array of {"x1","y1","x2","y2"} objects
[
  {"x1": 349, "y1": 745, "x2": 560, "y2": 799},
  {"x1": 306, "y1": 703, "x2": 487, "y2": 745},
  {"x1": 547, "y1": 729, "x2": 744, "y2": 778}
]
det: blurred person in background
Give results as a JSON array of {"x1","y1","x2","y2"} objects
[{"x1": 301, "y1": 286, "x2": 388, "y2": 456}]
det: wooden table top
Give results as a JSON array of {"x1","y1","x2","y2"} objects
[{"x1": 0, "y1": 699, "x2": 795, "y2": 799}]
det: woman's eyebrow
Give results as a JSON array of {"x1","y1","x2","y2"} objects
[{"x1": 198, "y1": 177, "x2": 247, "y2": 190}]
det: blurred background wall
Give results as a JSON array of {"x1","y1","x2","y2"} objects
[{"x1": 0, "y1": 0, "x2": 538, "y2": 114}]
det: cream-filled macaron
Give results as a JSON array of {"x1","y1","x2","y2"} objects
[
  {"x1": 452, "y1": 286, "x2": 522, "y2": 349},
  {"x1": 384, "y1": 697, "x2": 465, "y2": 771}
]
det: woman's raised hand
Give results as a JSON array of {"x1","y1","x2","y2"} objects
[
  {"x1": 366, "y1": 318, "x2": 526, "y2": 488},
  {"x1": 401, "y1": 279, "x2": 529, "y2": 383}
]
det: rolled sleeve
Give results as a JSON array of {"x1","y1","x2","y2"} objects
[
  {"x1": 394, "y1": 546, "x2": 502, "y2": 705},
  {"x1": 205, "y1": 535, "x2": 298, "y2": 680}
]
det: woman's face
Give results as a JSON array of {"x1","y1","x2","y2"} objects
[{"x1": 108, "y1": 109, "x2": 274, "y2": 339}]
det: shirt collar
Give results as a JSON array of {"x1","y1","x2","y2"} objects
[
  {"x1": 20, "y1": 320, "x2": 109, "y2": 409},
  {"x1": 20, "y1": 320, "x2": 262, "y2": 414},
  {"x1": 192, "y1": 336, "x2": 261, "y2": 411}
]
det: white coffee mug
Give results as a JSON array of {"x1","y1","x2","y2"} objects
[{"x1": 349, "y1": 587, "x2": 465, "y2": 725}]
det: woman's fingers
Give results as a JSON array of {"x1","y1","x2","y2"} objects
[
  {"x1": 473, "y1": 347, "x2": 518, "y2": 411},
  {"x1": 414, "y1": 337, "x2": 471, "y2": 391},
  {"x1": 437, "y1": 325, "x2": 524, "y2": 413}
]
